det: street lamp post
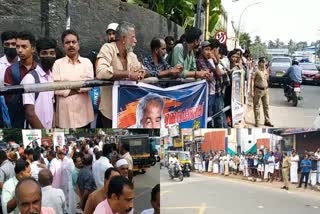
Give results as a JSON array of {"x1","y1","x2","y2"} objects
[{"x1": 235, "y1": 2, "x2": 261, "y2": 48}]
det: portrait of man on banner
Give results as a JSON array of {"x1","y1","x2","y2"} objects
[
  {"x1": 136, "y1": 93, "x2": 165, "y2": 128},
  {"x1": 53, "y1": 132, "x2": 65, "y2": 150}
]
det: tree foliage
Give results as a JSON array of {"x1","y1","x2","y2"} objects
[
  {"x1": 239, "y1": 32, "x2": 251, "y2": 50},
  {"x1": 3, "y1": 129, "x2": 23, "y2": 144},
  {"x1": 129, "y1": 0, "x2": 224, "y2": 34}
]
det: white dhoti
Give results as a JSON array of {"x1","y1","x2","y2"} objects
[
  {"x1": 290, "y1": 164, "x2": 298, "y2": 183},
  {"x1": 213, "y1": 163, "x2": 219, "y2": 174},
  {"x1": 257, "y1": 164, "x2": 264, "y2": 172},
  {"x1": 208, "y1": 161, "x2": 213, "y2": 172},
  {"x1": 310, "y1": 170, "x2": 317, "y2": 186},
  {"x1": 202, "y1": 161, "x2": 206, "y2": 172},
  {"x1": 264, "y1": 164, "x2": 269, "y2": 179},
  {"x1": 244, "y1": 166, "x2": 249, "y2": 177},
  {"x1": 239, "y1": 164, "x2": 244, "y2": 172},
  {"x1": 269, "y1": 165, "x2": 275, "y2": 174},
  {"x1": 275, "y1": 162, "x2": 280, "y2": 170},
  {"x1": 194, "y1": 163, "x2": 198, "y2": 170}
]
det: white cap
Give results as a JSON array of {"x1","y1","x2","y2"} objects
[
  {"x1": 106, "y1": 23, "x2": 119, "y2": 32},
  {"x1": 116, "y1": 159, "x2": 128, "y2": 168}
]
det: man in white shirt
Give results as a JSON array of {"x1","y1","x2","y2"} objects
[
  {"x1": 92, "y1": 144, "x2": 113, "y2": 188},
  {"x1": 20, "y1": 37, "x2": 56, "y2": 129},
  {"x1": 120, "y1": 143, "x2": 133, "y2": 182},
  {"x1": 1, "y1": 159, "x2": 31, "y2": 214},
  {"x1": 38, "y1": 169, "x2": 66, "y2": 214},
  {"x1": 0, "y1": 31, "x2": 19, "y2": 86},
  {"x1": 30, "y1": 151, "x2": 44, "y2": 181},
  {"x1": 141, "y1": 184, "x2": 160, "y2": 214}
]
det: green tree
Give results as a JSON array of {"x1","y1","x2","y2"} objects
[
  {"x1": 250, "y1": 36, "x2": 268, "y2": 59},
  {"x1": 268, "y1": 40, "x2": 275, "y2": 49},
  {"x1": 296, "y1": 41, "x2": 308, "y2": 51},
  {"x1": 3, "y1": 129, "x2": 23, "y2": 144},
  {"x1": 129, "y1": 0, "x2": 224, "y2": 35},
  {"x1": 287, "y1": 39, "x2": 296, "y2": 54},
  {"x1": 239, "y1": 32, "x2": 251, "y2": 50}
]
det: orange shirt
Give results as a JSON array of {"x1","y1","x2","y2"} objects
[
  {"x1": 83, "y1": 187, "x2": 106, "y2": 214},
  {"x1": 52, "y1": 55, "x2": 94, "y2": 128}
]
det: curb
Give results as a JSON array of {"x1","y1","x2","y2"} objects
[{"x1": 195, "y1": 171, "x2": 320, "y2": 193}]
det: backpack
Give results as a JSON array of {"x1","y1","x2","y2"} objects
[{"x1": 7, "y1": 62, "x2": 40, "y2": 128}]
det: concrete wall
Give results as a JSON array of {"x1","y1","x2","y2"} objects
[
  {"x1": 202, "y1": 130, "x2": 226, "y2": 153},
  {"x1": 0, "y1": 0, "x2": 184, "y2": 59}
]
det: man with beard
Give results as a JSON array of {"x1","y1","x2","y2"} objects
[
  {"x1": 52, "y1": 29, "x2": 94, "y2": 128},
  {"x1": 96, "y1": 21, "x2": 146, "y2": 128},
  {"x1": 119, "y1": 143, "x2": 133, "y2": 182},
  {"x1": 143, "y1": 37, "x2": 182, "y2": 78},
  {"x1": 171, "y1": 27, "x2": 210, "y2": 79},
  {"x1": 20, "y1": 38, "x2": 56, "y2": 128},
  {"x1": 106, "y1": 23, "x2": 119, "y2": 43},
  {"x1": 0, "y1": 31, "x2": 19, "y2": 86}
]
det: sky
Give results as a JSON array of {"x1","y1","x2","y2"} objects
[{"x1": 221, "y1": 0, "x2": 320, "y2": 45}]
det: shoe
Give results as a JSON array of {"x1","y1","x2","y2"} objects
[
  {"x1": 286, "y1": 187, "x2": 289, "y2": 190},
  {"x1": 264, "y1": 122, "x2": 274, "y2": 127},
  {"x1": 255, "y1": 123, "x2": 259, "y2": 127},
  {"x1": 297, "y1": 186, "x2": 301, "y2": 188},
  {"x1": 281, "y1": 186, "x2": 286, "y2": 189}
]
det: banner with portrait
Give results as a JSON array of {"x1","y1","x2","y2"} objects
[
  {"x1": 112, "y1": 80, "x2": 208, "y2": 129},
  {"x1": 22, "y1": 129, "x2": 42, "y2": 148},
  {"x1": 231, "y1": 70, "x2": 245, "y2": 126},
  {"x1": 53, "y1": 132, "x2": 65, "y2": 150}
]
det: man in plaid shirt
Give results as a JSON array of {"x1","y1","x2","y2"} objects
[
  {"x1": 143, "y1": 38, "x2": 182, "y2": 78},
  {"x1": 196, "y1": 40, "x2": 229, "y2": 128}
]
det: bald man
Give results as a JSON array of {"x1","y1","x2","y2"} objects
[
  {"x1": 38, "y1": 169, "x2": 66, "y2": 214},
  {"x1": 15, "y1": 177, "x2": 55, "y2": 214}
]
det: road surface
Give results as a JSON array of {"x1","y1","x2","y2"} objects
[
  {"x1": 134, "y1": 162, "x2": 160, "y2": 213},
  {"x1": 246, "y1": 85, "x2": 319, "y2": 128},
  {"x1": 161, "y1": 169, "x2": 320, "y2": 214}
]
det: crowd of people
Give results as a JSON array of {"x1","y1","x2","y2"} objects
[
  {"x1": 0, "y1": 20, "x2": 274, "y2": 129},
  {"x1": 192, "y1": 148, "x2": 320, "y2": 190},
  {"x1": 0, "y1": 138, "x2": 160, "y2": 214}
]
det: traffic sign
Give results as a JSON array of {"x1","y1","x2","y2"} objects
[{"x1": 214, "y1": 30, "x2": 227, "y2": 44}]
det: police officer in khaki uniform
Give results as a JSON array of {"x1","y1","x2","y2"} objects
[
  {"x1": 281, "y1": 152, "x2": 291, "y2": 190},
  {"x1": 251, "y1": 57, "x2": 274, "y2": 127}
]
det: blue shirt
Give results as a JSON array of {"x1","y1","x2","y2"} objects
[
  {"x1": 285, "y1": 65, "x2": 302, "y2": 83},
  {"x1": 300, "y1": 159, "x2": 311, "y2": 173},
  {"x1": 143, "y1": 55, "x2": 171, "y2": 77},
  {"x1": 264, "y1": 153, "x2": 270, "y2": 164}
]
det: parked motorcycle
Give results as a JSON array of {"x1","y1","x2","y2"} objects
[
  {"x1": 181, "y1": 163, "x2": 191, "y2": 177},
  {"x1": 168, "y1": 163, "x2": 183, "y2": 181},
  {"x1": 285, "y1": 82, "x2": 301, "y2": 107}
]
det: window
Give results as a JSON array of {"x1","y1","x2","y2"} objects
[
  {"x1": 248, "y1": 129, "x2": 252, "y2": 135},
  {"x1": 262, "y1": 128, "x2": 266, "y2": 133}
]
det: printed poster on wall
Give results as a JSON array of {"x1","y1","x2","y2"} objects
[
  {"x1": 231, "y1": 70, "x2": 244, "y2": 126},
  {"x1": 22, "y1": 129, "x2": 42, "y2": 148},
  {"x1": 112, "y1": 80, "x2": 208, "y2": 129},
  {"x1": 53, "y1": 132, "x2": 65, "y2": 150}
]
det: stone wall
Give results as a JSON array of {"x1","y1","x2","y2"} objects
[{"x1": 0, "y1": 0, "x2": 184, "y2": 59}]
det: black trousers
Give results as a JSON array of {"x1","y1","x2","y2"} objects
[
  {"x1": 96, "y1": 111, "x2": 112, "y2": 128},
  {"x1": 299, "y1": 172, "x2": 310, "y2": 187}
]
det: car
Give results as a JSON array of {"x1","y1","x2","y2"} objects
[
  {"x1": 300, "y1": 63, "x2": 319, "y2": 84},
  {"x1": 269, "y1": 56, "x2": 292, "y2": 86}
]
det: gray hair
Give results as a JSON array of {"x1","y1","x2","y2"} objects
[
  {"x1": 15, "y1": 177, "x2": 42, "y2": 203},
  {"x1": 115, "y1": 21, "x2": 135, "y2": 41},
  {"x1": 136, "y1": 93, "x2": 165, "y2": 128}
]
